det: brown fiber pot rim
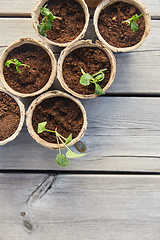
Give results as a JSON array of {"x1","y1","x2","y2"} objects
[
  {"x1": 31, "y1": 0, "x2": 90, "y2": 47},
  {"x1": 26, "y1": 90, "x2": 87, "y2": 149},
  {"x1": 93, "y1": 0, "x2": 151, "y2": 52},
  {"x1": 57, "y1": 39, "x2": 116, "y2": 99},
  {"x1": 0, "y1": 37, "x2": 57, "y2": 97},
  {"x1": 0, "y1": 87, "x2": 25, "y2": 145}
]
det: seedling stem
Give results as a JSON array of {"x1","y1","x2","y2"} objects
[{"x1": 37, "y1": 121, "x2": 86, "y2": 167}]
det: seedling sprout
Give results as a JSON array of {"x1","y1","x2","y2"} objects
[
  {"x1": 122, "y1": 13, "x2": 144, "y2": 33},
  {"x1": 38, "y1": 121, "x2": 86, "y2": 167},
  {"x1": 5, "y1": 59, "x2": 30, "y2": 73},
  {"x1": 80, "y1": 68, "x2": 107, "y2": 95},
  {"x1": 37, "y1": 4, "x2": 62, "y2": 37}
]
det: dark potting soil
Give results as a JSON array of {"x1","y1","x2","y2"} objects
[
  {"x1": 32, "y1": 97, "x2": 83, "y2": 143},
  {"x1": 0, "y1": 92, "x2": 20, "y2": 141},
  {"x1": 62, "y1": 47, "x2": 111, "y2": 95},
  {"x1": 39, "y1": 0, "x2": 85, "y2": 43},
  {"x1": 3, "y1": 44, "x2": 52, "y2": 94},
  {"x1": 98, "y1": 2, "x2": 145, "y2": 48}
]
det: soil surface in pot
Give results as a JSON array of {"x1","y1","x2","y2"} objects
[
  {"x1": 32, "y1": 96, "x2": 83, "y2": 143},
  {"x1": 39, "y1": 0, "x2": 85, "y2": 43},
  {"x1": 3, "y1": 44, "x2": 52, "y2": 94},
  {"x1": 62, "y1": 47, "x2": 111, "y2": 95},
  {"x1": 0, "y1": 92, "x2": 20, "y2": 141},
  {"x1": 98, "y1": 2, "x2": 145, "y2": 48}
]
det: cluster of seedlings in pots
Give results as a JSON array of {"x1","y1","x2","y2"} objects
[{"x1": 1, "y1": 0, "x2": 150, "y2": 167}]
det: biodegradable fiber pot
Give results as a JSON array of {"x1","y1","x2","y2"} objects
[
  {"x1": 31, "y1": 0, "x2": 90, "y2": 47},
  {"x1": 26, "y1": 90, "x2": 87, "y2": 149},
  {"x1": 57, "y1": 39, "x2": 116, "y2": 99},
  {"x1": 0, "y1": 87, "x2": 25, "y2": 145},
  {"x1": 93, "y1": 0, "x2": 151, "y2": 52},
  {"x1": 0, "y1": 38, "x2": 57, "y2": 97}
]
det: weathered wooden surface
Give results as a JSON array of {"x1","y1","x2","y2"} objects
[
  {"x1": 1, "y1": 173, "x2": 160, "y2": 240},
  {"x1": 0, "y1": 18, "x2": 160, "y2": 93},
  {"x1": 1, "y1": 97, "x2": 160, "y2": 172},
  {"x1": 0, "y1": 18, "x2": 159, "y2": 51},
  {"x1": 0, "y1": 0, "x2": 159, "y2": 16},
  {"x1": 0, "y1": 0, "x2": 160, "y2": 239}
]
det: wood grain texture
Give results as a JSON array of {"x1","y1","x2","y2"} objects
[
  {"x1": 1, "y1": 46, "x2": 160, "y2": 93},
  {"x1": 0, "y1": 19, "x2": 160, "y2": 93},
  {"x1": 1, "y1": 97, "x2": 160, "y2": 172},
  {"x1": 0, "y1": 18, "x2": 159, "y2": 51},
  {"x1": 0, "y1": 0, "x2": 37, "y2": 16},
  {"x1": 0, "y1": 173, "x2": 160, "y2": 240},
  {"x1": 0, "y1": 0, "x2": 159, "y2": 17}
]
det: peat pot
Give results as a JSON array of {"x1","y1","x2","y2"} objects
[
  {"x1": 57, "y1": 39, "x2": 116, "y2": 99},
  {"x1": 32, "y1": 0, "x2": 89, "y2": 47},
  {"x1": 26, "y1": 90, "x2": 87, "y2": 149},
  {"x1": 0, "y1": 87, "x2": 25, "y2": 145},
  {"x1": 0, "y1": 38, "x2": 57, "y2": 97},
  {"x1": 93, "y1": 0, "x2": 151, "y2": 52}
]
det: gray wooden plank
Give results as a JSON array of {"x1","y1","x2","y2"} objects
[
  {"x1": 0, "y1": 18, "x2": 160, "y2": 93},
  {"x1": 0, "y1": 173, "x2": 160, "y2": 239},
  {"x1": 0, "y1": 18, "x2": 159, "y2": 51},
  {"x1": 1, "y1": 97, "x2": 160, "y2": 172},
  {"x1": 0, "y1": 0, "x2": 159, "y2": 17},
  {"x1": 0, "y1": 0, "x2": 37, "y2": 16},
  {"x1": 109, "y1": 50, "x2": 160, "y2": 93},
  {"x1": 0, "y1": 18, "x2": 40, "y2": 46}
]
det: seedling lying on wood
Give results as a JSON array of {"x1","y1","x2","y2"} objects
[
  {"x1": 38, "y1": 4, "x2": 62, "y2": 37},
  {"x1": 122, "y1": 13, "x2": 144, "y2": 33},
  {"x1": 5, "y1": 59, "x2": 30, "y2": 73},
  {"x1": 80, "y1": 68, "x2": 107, "y2": 95},
  {"x1": 38, "y1": 121, "x2": 86, "y2": 167}
]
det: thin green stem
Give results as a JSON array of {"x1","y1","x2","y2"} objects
[
  {"x1": 56, "y1": 132, "x2": 67, "y2": 141},
  {"x1": 55, "y1": 131, "x2": 61, "y2": 154},
  {"x1": 21, "y1": 64, "x2": 30, "y2": 68},
  {"x1": 45, "y1": 129, "x2": 55, "y2": 133},
  {"x1": 56, "y1": 132, "x2": 70, "y2": 151}
]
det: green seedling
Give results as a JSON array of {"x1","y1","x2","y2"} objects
[
  {"x1": 80, "y1": 68, "x2": 107, "y2": 95},
  {"x1": 122, "y1": 13, "x2": 144, "y2": 33},
  {"x1": 5, "y1": 59, "x2": 30, "y2": 73},
  {"x1": 38, "y1": 121, "x2": 86, "y2": 167},
  {"x1": 37, "y1": 4, "x2": 62, "y2": 37}
]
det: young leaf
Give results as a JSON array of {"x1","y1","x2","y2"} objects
[
  {"x1": 95, "y1": 83, "x2": 105, "y2": 95},
  {"x1": 37, "y1": 23, "x2": 47, "y2": 36},
  {"x1": 37, "y1": 121, "x2": 47, "y2": 134},
  {"x1": 65, "y1": 133, "x2": 72, "y2": 144},
  {"x1": 80, "y1": 68, "x2": 107, "y2": 95},
  {"x1": 66, "y1": 149, "x2": 86, "y2": 159},
  {"x1": 40, "y1": 4, "x2": 51, "y2": 16},
  {"x1": 56, "y1": 153, "x2": 70, "y2": 167},
  {"x1": 130, "y1": 21, "x2": 139, "y2": 33},
  {"x1": 80, "y1": 73, "x2": 92, "y2": 86},
  {"x1": 5, "y1": 59, "x2": 13, "y2": 67},
  {"x1": 5, "y1": 59, "x2": 30, "y2": 73},
  {"x1": 38, "y1": 4, "x2": 61, "y2": 37},
  {"x1": 122, "y1": 13, "x2": 144, "y2": 33}
]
